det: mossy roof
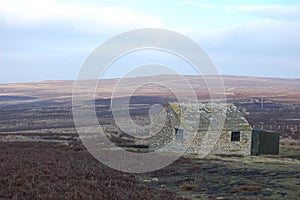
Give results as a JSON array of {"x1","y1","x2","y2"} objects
[{"x1": 167, "y1": 102, "x2": 252, "y2": 131}]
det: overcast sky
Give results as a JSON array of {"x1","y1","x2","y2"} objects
[{"x1": 0, "y1": 0, "x2": 300, "y2": 83}]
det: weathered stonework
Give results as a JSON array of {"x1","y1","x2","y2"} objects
[{"x1": 149, "y1": 102, "x2": 252, "y2": 155}]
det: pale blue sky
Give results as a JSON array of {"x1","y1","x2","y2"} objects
[{"x1": 0, "y1": 0, "x2": 300, "y2": 83}]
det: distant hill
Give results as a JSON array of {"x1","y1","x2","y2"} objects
[
  {"x1": 0, "y1": 75, "x2": 300, "y2": 104},
  {"x1": 0, "y1": 75, "x2": 300, "y2": 142}
]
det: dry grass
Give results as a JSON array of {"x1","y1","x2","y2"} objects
[
  {"x1": 280, "y1": 138, "x2": 300, "y2": 146},
  {"x1": 0, "y1": 142, "x2": 187, "y2": 200},
  {"x1": 230, "y1": 185, "x2": 262, "y2": 193},
  {"x1": 180, "y1": 183, "x2": 208, "y2": 192}
]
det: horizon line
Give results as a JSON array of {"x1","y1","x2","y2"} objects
[{"x1": 1, "y1": 74, "x2": 300, "y2": 85}]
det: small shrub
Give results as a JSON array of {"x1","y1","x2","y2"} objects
[
  {"x1": 181, "y1": 184, "x2": 198, "y2": 191},
  {"x1": 194, "y1": 194, "x2": 202, "y2": 198}
]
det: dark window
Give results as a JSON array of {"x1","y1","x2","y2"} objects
[
  {"x1": 175, "y1": 128, "x2": 184, "y2": 141},
  {"x1": 231, "y1": 131, "x2": 240, "y2": 141}
]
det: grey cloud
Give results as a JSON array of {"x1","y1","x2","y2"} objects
[
  {"x1": 185, "y1": 19, "x2": 300, "y2": 78},
  {"x1": 224, "y1": 5, "x2": 300, "y2": 20}
]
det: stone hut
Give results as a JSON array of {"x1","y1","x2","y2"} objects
[{"x1": 149, "y1": 102, "x2": 253, "y2": 155}]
